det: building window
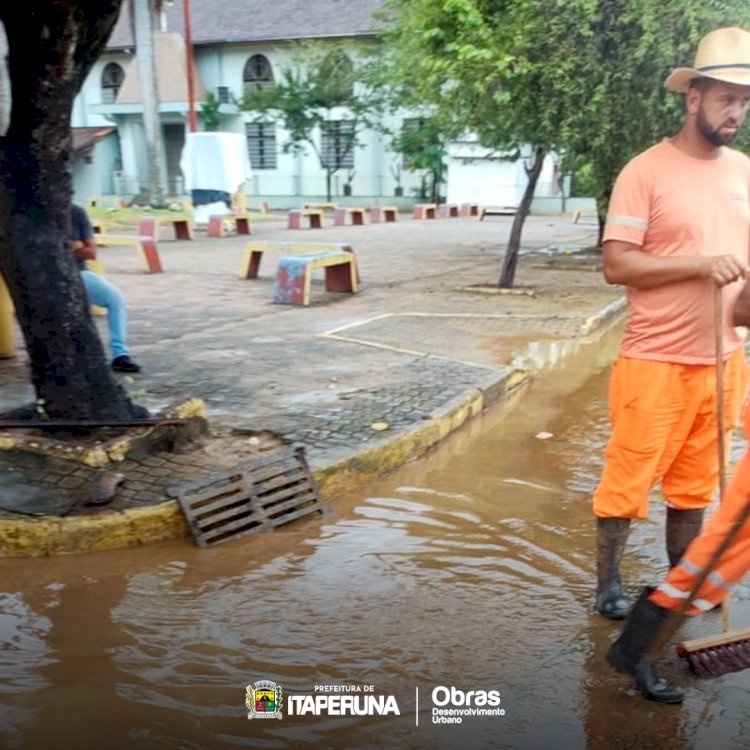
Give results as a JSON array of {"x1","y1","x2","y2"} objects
[
  {"x1": 243, "y1": 54, "x2": 274, "y2": 91},
  {"x1": 320, "y1": 120, "x2": 355, "y2": 170},
  {"x1": 101, "y1": 62, "x2": 125, "y2": 104},
  {"x1": 245, "y1": 122, "x2": 277, "y2": 170},
  {"x1": 215, "y1": 86, "x2": 231, "y2": 104},
  {"x1": 401, "y1": 117, "x2": 431, "y2": 138}
]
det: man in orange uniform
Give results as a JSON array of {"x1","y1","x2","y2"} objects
[{"x1": 598, "y1": 27, "x2": 750, "y2": 703}]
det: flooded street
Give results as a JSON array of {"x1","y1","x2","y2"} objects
[{"x1": 1, "y1": 325, "x2": 749, "y2": 750}]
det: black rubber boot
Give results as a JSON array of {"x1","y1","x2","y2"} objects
[
  {"x1": 666, "y1": 508, "x2": 704, "y2": 568},
  {"x1": 607, "y1": 588, "x2": 684, "y2": 704},
  {"x1": 595, "y1": 517, "x2": 631, "y2": 620}
]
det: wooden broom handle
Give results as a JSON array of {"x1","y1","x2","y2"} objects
[
  {"x1": 646, "y1": 285, "x2": 744, "y2": 658},
  {"x1": 715, "y1": 285, "x2": 726, "y2": 505},
  {"x1": 715, "y1": 286, "x2": 731, "y2": 632}
]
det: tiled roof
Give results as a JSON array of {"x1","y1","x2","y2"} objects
[
  {"x1": 107, "y1": 0, "x2": 386, "y2": 49},
  {"x1": 71, "y1": 126, "x2": 117, "y2": 153}
]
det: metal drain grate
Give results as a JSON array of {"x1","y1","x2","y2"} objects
[{"x1": 168, "y1": 445, "x2": 326, "y2": 547}]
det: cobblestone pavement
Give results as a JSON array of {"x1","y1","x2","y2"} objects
[{"x1": 0, "y1": 212, "x2": 622, "y2": 522}]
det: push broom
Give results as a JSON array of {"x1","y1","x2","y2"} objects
[{"x1": 670, "y1": 286, "x2": 750, "y2": 677}]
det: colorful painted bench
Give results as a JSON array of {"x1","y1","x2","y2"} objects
[
  {"x1": 368, "y1": 206, "x2": 398, "y2": 223},
  {"x1": 438, "y1": 204, "x2": 460, "y2": 218},
  {"x1": 302, "y1": 202, "x2": 337, "y2": 212},
  {"x1": 138, "y1": 215, "x2": 193, "y2": 241},
  {"x1": 206, "y1": 212, "x2": 252, "y2": 238},
  {"x1": 240, "y1": 241, "x2": 359, "y2": 283},
  {"x1": 288, "y1": 209, "x2": 324, "y2": 230},
  {"x1": 87, "y1": 196, "x2": 126, "y2": 210},
  {"x1": 0, "y1": 274, "x2": 15, "y2": 358},
  {"x1": 272, "y1": 251, "x2": 358, "y2": 306},
  {"x1": 95, "y1": 234, "x2": 164, "y2": 273},
  {"x1": 333, "y1": 207, "x2": 366, "y2": 226},
  {"x1": 460, "y1": 203, "x2": 480, "y2": 217},
  {"x1": 478, "y1": 206, "x2": 517, "y2": 220},
  {"x1": 412, "y1": 203, "x2": 437, "y2": 220}
]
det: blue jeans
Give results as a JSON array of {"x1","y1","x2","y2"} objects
[{"x1": 80, "y1": 269, "x2": 130, "y2": 360}]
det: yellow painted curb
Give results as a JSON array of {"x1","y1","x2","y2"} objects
[{"x1": 0, "y1": 370, "x2": 529, "y2": 557}]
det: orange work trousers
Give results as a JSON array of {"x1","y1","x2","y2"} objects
[
  {"x1": 651, "y1": 402, "x2": 750, "y2": 614},
  {"x1": 593, "y1": 349, "x2": 747, "y2": 519}
]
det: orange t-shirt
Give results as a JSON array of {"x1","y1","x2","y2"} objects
[{"x1": 603, "y1": 139, "x2": 750, "y2": 364}]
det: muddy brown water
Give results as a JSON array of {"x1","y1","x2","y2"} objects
[{"x1": 1, "y1": 324, "x2": 749, "y2": 750}]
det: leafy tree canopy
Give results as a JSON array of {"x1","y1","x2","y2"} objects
[
  {"x1": 377, "y1": 0, "x2": 750, "y2": 284},
  {"x1": 239, "y1": 42, "x2": 385, "y2": 200}
]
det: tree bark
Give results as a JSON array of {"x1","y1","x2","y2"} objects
[
  {"x1": 498, "y1": 148, "x2": 546, "y2": 288},
  {"x1": 0, "y1": 2, "x2": 146, "y2": 420}
]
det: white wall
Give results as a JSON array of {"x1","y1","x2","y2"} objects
[
  {"x1": 72, "y1": 41, "x2": 564, "y2": 209},
  {"x1": 72, "y1": 53, "x2": 132, "y2": 128},
  {"x1": 445, "y1": 143, "x2": 561, "y2": 208}
]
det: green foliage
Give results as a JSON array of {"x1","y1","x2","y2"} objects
[
  {"x1": 393, "y1": 118, "x2": 446, "y2": 202},
  {"x1": 378, "y1": 0, "x2": 750, "y2": 277},
  {"x1": 239, "y1": 42, "x2": 385, "y2": 200},
  {"x1": 200, "y1": 91, "x2": 222, "y2": 131},
  {"x1": 570, "y1": 163, "x2": 597, "y2": 200},
  {"x1": 378, "y1": 0, "x2": 601, "y2": 285}
]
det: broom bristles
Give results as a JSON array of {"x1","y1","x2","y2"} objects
[{"x1": 677, "y1": 627, "x2": 750, "y2": 678}]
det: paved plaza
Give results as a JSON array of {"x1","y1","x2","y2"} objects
[{"x1": 0, "y1": 209, "x2": 624, "y2": 553}]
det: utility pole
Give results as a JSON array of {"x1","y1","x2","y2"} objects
[{"x1": 184, "y1": 0, "x2": 197, "y2": 132}]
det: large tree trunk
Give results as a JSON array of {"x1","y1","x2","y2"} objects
[
  {"x1": 498, "y1": 148, "x2": 546, "y2": 289},
  {"x1": 133, "y1": 0, "x2": 167, "y2": 206},
  {"x1": 0, "y1": 2, "x2": 145, "y2": 420}
]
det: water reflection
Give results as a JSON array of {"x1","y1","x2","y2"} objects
[
  {"x1": 0, "y1": 323, "x2": 748, "y2": 749},
  {"x1": 0, "y1": 590, "x2": 54, "y2": 748}
]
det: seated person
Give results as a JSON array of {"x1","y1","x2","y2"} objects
[{"x1": 70, "y1": 204, "x2": 141, "y2": 373}]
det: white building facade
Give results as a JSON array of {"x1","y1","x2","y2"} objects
[{"x1": 69, "y1": 0, "x2": 571, "y2": 213}]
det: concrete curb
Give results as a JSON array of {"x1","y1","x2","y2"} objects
[{"x1": 0, "y1": 302, "x2": 626, "y2": 558}]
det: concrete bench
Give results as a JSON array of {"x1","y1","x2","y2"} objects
[
  {"x1": 272, "y1": 251, "x2": 358, "y2": 306},
  {"x1": 138, "y1": 215, "x2": 193, "y2": 241},
  {"x1": 0, "y1": 274, "x2": 15, "y2": 358},
  {"x1": 206, "y1": 213, "x2": 252, "y2": 238},
  {"x1": 87, "y1": 196, "x2": 126, "y2": 210},
  {"x1": 438, "y1": 204, "x2": 459, "y2": 218},
  {"x1": 460, "y1": 203, "x2": 480, "y2": 217},
  {"x1": 368, "y1": 206, "x2": 398, "y2": 223},
  {"x1": 95, "y1": 234, "x2": 164, "y2": 273},
  {"x1": 288, "y1": 208, "x2": 324, "y2": 230},
  {"x1": 240, "y1": 241, "x2": 359, "y2": 282},
  {"x1": 478, "y1": 206, "x2": 517, "y2": 220},
  {"x1": 334, "y1": 206, "x2": 366, "y2": 226},
  {"x1": 412, "y1": 203, "x2": 437, "y2": 220},
  {"x1": 303, "y1": 202, "x2": 337, "y2": 212}
]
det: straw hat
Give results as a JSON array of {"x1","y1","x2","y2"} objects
[{"x1": 665, "y1": 27, "x2": 750, "y2": 93}]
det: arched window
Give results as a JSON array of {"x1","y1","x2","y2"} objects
[
  {"x1": 101, "y1": 62, "x2": 125, "y2": 104},
  {"x1": 243, "y1": 55, "x2": 274, "y2": 90},
  {"x1": 320, "y1": 51, "x2": 354, "y2": 101}
]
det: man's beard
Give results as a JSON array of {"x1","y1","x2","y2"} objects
[{"x1": 697, "y1": 108, "x2": 736, "y2": 147}]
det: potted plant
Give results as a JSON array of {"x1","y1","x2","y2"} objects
[
  {"x1": 390, "y1": 162, "x2": 404, "y2": 197},
  {"x1": 342, "y1": 169, "x2": 355, "y2": 197}
]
